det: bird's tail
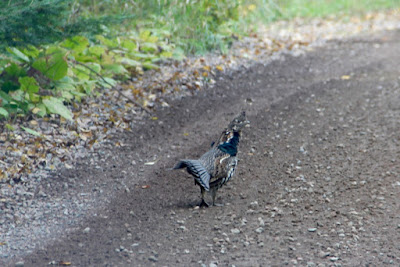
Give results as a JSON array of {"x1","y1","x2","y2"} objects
[{"x1": 173, "y1": 160, "x2": 210, "y2": 191}]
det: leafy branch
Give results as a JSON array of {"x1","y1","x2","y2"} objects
[{"x1": 73, "y1": 60, "x2": 152, "y2": 114}]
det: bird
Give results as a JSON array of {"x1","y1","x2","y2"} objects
[{"x1": 173, "y1": 111, "x2": 250, "y2": 207}]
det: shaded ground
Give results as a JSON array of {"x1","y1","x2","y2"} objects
[{"x1": 7, "y1": 30, "x2": 400, "y2": 266}]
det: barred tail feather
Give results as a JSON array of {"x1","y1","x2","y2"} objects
[{"x1": 174, "y1": 160, "x2": 210, "y2": 191}]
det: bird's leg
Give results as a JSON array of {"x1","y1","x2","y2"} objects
[
  {"x1": 199, "y1": 187, "x2": 209, "y2": 207},
  {"x1": 211, "y1": 188, "x2": 223, "y2": 207}
]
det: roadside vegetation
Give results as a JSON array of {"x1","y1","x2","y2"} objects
[{"x1": 0, "y1": 0, "x2": 399, "y2": 123}]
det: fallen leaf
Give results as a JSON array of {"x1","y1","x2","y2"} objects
[
  {"x1": 59, "y1": 261, "x2": 72, "y2": 266},
  {"x1": 215, "y1": 65, "x2": 224, "y2": 71},
  {"x1": 341, "y1": 75, "x2": 351, "y2": 80},
  {"x1": 203, "y1": 65, "x2": 211, "y2": 71},
  {"x1": 144, "y1": 161, "x2": 156, "y2": 165},
  {"x1": 141, "y1": 185, "x2": 150, "y2": 189}
]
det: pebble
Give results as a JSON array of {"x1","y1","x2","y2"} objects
[
  {"x1": 330, "y1": 257, "x2": 339, "y2": 262},
  {"x1": 249, "y1": 201, "x2": 259, "y2": 209},
  {"x1": 255, "y1": 227, "x2": 264, "y2": 233},
  {"x1": 308, "y1": 228, "x2": 317, "y2": 232},
  {"x1": 15, "y1": 261, "x2": 24, "y2": 267},
  {"x1": 148, "y1": 256, "x2": 158, "y2": 262},
  {"x1": 231, "y1": 228, "x2": 240, "y2": 234},
  {"x1": 83, "y1": 227, "x2": 90, "y2": 233}
]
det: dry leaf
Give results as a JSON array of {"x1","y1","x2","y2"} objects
[
  {"x1": 215, "y1": 65, "x2": 224, "y2": 71},
  {"x1": 141, "y1": 185, "x2": 150, "y2": 189},
  {"x1": 59, "y1": 261, "x2": 72, "y2": 266},
  {"x1": 341, "y1": 75, "x2": 351, "y2": 80}
]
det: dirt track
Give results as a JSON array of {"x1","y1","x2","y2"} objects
[{"x1": 9, "y1": 30, "x2": 400, "y2": 266}]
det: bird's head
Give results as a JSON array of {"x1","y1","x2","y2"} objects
[{"x1": 228, "y1": 111, "x2": 250, "y2": 133}]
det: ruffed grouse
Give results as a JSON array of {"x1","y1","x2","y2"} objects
[{"x1": 173, "y1": 111, "x2": 249, "y2": 207}]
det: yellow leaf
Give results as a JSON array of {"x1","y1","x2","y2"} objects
[
  {"x1": 341, "y1": 75, "x2": 351, "y2": 80},
  {"x1": 203, "y1": 65, "x2": 211, "y2": 72},
  {"x1": 183, "y1": 133, "x2": 189, "y2": 136},
  {"x1": 151, "y1": 116, "x2": 158, "y2": 120},
  {"x1": 248, "y1": 4, "x2": 256, "y2": 11},
  {"x1": 202, "y1": 72, "x2": 208, "y2": 77},
  {"x1": 216, "y1": 65, "x2": 224, "y2": 71},
  {"x1": 31, "y1": 108, "x2": 41, "y2": 114}
]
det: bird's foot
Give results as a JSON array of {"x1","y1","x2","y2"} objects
[{"x1": 198, "y1": 199, "x2": 209, "y2": 208}]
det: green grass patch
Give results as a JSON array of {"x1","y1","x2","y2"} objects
[{"x1": 273, "y1": 0, "x2": 400, "y2": 18}]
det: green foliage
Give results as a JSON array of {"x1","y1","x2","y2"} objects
[
  {"x1": 0, "y1": 0, "x2": 131, "y2": 52},
  {"x1": 1, "y1": 0, "x2": 399, "y2": 122},
  {"x1": 0, "y1": 28, "x2": 177, "y2": 120}
]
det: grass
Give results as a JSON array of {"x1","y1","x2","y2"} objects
[
  {"x1": 275, "y1": 0, "x2": 400, "y2": 18},
  {"x1": 77, "y1": 0, "x2": 399, "y2": 54}
]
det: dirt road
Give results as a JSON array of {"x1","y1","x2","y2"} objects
[{"x1": 9, "y1": 30, "x2": 400, "y2": 266}]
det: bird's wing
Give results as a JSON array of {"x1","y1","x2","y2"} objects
[{"x1": 174, "y1": 160, "x2": 210, "y2": 191}]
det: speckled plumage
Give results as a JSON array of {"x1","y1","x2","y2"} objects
[{"x1": 173, "y1": 111, "x2": 249, "y2": 206}]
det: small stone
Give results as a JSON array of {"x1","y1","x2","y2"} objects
[
  {"x1": 231, "y1": 228, "x2": 240, "y2": 234},
  {"x1": 330, "y1": 257, "x2": 339, "y2": 262},
  {"x1": 319, "y1": 251, "x2": 330, "y2": 258},
  {"x1": 148, "y1": 256, "x2": 158, "y2": 262},
  {"x1": 15, "y1": 261, "x2": 24, "y2": 267},
  {"x1": 209, "y1": 263, "x2": 218, "y2": 267},
  {"x1": 308, "y1": 228, "x2": 317, "y2": 232},
  {"x1": 83, "y1": 227, "x2": 90, "y2": 233},
  {"x1": 184, "y1": 249, "x2": 190, "y2": 254},
  {"x1": 255, "y1": 227, "x2": 264, "y2": 233},
  {"x1": 249, "y1": 201, "x2": 259, "y2": 209}
]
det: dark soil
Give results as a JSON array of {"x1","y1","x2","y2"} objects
[{"x1": 11, "y1": 30, "x2": 400, "y2": 266}]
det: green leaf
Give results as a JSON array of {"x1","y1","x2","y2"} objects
[
  {"x1": 22, "y1": 46, "x2": 40, "y2": 58},
  {"x1": 130, "y1": 52, "x2": 156, "y2": 60},
  {"x1": 32, "y1": 53, "x2": 68, "y2": 81},
  {"x1": 5, "y1": 124, "x2": 15, "y2": 131},
  {"x1": 142, "y1": 62, "x2": 159, "y2": 70},
  {"x1": 32, "y1": 104, "x2": 47, "y2": 117},
  {"x1": 42, "y1": 97, "x2": 73, "y2": 121},
  {"x1": 140, "y1": 42, "x2": 158, "y2": 53},
  {"x1": 120, "y1": 58, "x2": 141, "y2": 67},
  {"x1": 7, "y1": 47, "x2": 30, "y2": 62},
  {"x1": 21, "y1": 126, "x2": 41, "y2": 137},
  {"x1": 5, "y1": 63, "x2": 26, "y2": 77},
  {"x1": 139, "y1": 31, "x2": 158, "y2": 43},
  {"x1": 88, "y1": 46, "x2": 105, "y2": 57},
  {"x1": 19, "y1": 76, "x2": 39, "y2": 94},
  {"x1": 71, "y1": 65, "x2": 91, "y2": 80},
  {"x1": 0, "y1": 107, "x2": 9, "y2": 118},
  {"x1": 121, "y1": 39, "x2": 137, "y2": 52},
  {"x1": 98, "y1": 77, "x2": 117, "y2": 89},
  {"x1": 103, "y1": 64, "x2": 128, "y2": 75},
  {"x1": 96, "y1": 35, "x2": 119, "y2": 47},
  {"x1": 0, "y1": 91, "x2": 12, "y2": 104},
  {"x1": 62, "y1": 36, "x2": 89, "y2": 53}
]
